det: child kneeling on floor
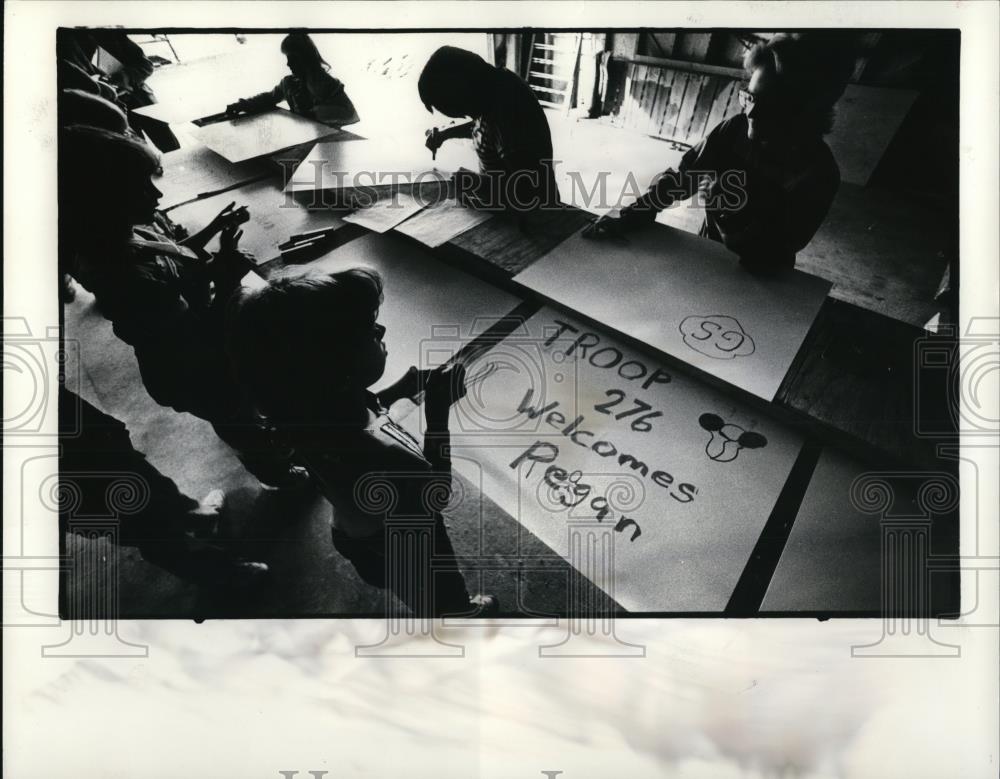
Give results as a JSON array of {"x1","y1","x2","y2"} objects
[{"x1": 226, "y1": 268, "x2": 498, "y2": 617}]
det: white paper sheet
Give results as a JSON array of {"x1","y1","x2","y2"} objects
[
  {"x1": 401, "y1": 307, "x2": 804, "y2": 612},
  {"x1": 342, "y1": 191, "x2": 429, "y2": 233},
  {"x1": 393, "y1": 199, "x2": 495, "y2": 248},
  {"x1": 514, "y1": 223, "x2": 831, "y2": 400},
  {"x1": 761, "y1": 449, "x2": 958, "y2": 614},
  {"x1": 156, "y1": 142, "x2": 275, "y2": 210},
  {"x1": 192, "y1": 109, "x2": 344, "y2": 163}
]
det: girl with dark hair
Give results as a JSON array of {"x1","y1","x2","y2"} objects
[
  {"x1": 586, "y1": 33, "x2": 853, "y2": 275},
  {"x1": 226, "y1": 33, "x2": 359, "y2": 126},
  {"x1": 227, "y1": 269, "x2": 499, "y2": 617},
  {"x1": 59, "y1": 125, "x2": 304, "y2": 488},
  {"x1": 419, "y1": 45, "x2": 559, "y2": 212}
]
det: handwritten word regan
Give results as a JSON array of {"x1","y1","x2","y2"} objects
[{"x1": 536, "y1": 460, "x2": 644, "y2": 540}]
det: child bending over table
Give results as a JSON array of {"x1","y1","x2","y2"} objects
[
  {"x1": 226, "y1": 33, "x2": 360, "y2": 127},
  {"x1": 226, "y1": 268, "x2": 499, "y2": 617}
]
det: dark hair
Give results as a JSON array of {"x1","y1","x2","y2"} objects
[
  {"x1": 744, "y1": 33, "x2": 853, "y2": 135},
  {"x1": 417, "y1": 45, "x2": 493, "y2": 114},
  {"x1": 58, "y1": 124, "x2": 160, "y2": 241},
  {"x1": 226, "y1": 268, "x2": 384, "y2": 425},
  {"x1": 281, "y1": 33, "x2": 329, "y2": 72},
  {"x1": 59, "y1": 89, "x2": 129, "y2": 133}
]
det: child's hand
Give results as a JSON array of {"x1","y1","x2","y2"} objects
[
  {"x1": 398, "y1": 366, "x2": 433, "y2": 401},
  {"x1": 425, "y1": 127, "x2": 444, "y2": 155},
  {"x1": 219, "y1": 224, "x2": 243, "y2": 254},
  {"x1": 424, "y1": 363, "x2": 467, "y2": 426},
  {"x1": 225, "y1": 102, "x2": 244, "y2": 117},
  {"x1": 208, "y1": 202, "x2": 250, "y2": 235}
]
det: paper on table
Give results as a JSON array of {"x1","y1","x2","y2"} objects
[
  {"x1": 762, "y1": 449, "x2": 958, "y2": 614},
  {"x1": 156, "y1": 142, "x2": 275, "y2": 210},
  {"x1": 514, "y1": 223, "x2": 831, "y2": 400},
  {"x1": 399, "y1": 306, "x2": 804, "y2": 613},
  {"x1": 393, "y1": 199, "x2": 495, "y2": 248},
  {"x1": 342, "y1": 191, "x2": 429, "y2": 233},
  {"x1": 167, "y1": 179, "x2": 345, "y2": 264},
  {"x1": 192, "y1": 109, "x2": 343, "y2": 163},
  {"x1": 268, "y1": 232, "x2": 522, "y2": 395},
  {"x1": 283, "y1": 134, "x2": 478, "y2": 193}
]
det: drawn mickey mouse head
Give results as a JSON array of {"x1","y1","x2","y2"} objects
[{"x1": 698, "y1": 413, "x2": 768, "y2": 463}]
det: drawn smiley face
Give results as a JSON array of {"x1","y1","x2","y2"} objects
[{"x1": 698, "y1": 413, "x2": 768, "y2": 463}]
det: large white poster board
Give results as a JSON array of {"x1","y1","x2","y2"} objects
[
  {"x1": 192, "y1": 109, "x2": 344, "y2": 163},
  {"x1": 269, "y1": 232, "x2": 523, "y2": 394},
  {"x1": 412, "y1": 307, "x2": 804, "y2": 612},
  {"x1": 761, "y1": 449, "x2": 894, "y2": 613},
  {"x1": 513, "y1": 223, "x2": 831, "y2": 400}
]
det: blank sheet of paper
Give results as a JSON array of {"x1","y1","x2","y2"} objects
[
  {"x1": 393, "y1": 200, "x2": 495, "y2": 248},
  {"x1": 762, "y1": 449, "x2": 958, "y2": 614},
  {"x1": 192, "y1": 109, "x2": 343, "y2": 163},
  {"x1": 513, "y1": 223, "x2": 831, "y2": 400},
  {"x1": 156, "y1": 142, "x2": 275, "y2": 210},
  {"x1": 342, "y1": 192, "x2": 429, "y2": 233}
]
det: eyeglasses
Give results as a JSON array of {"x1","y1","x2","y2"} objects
[{"x1": 738, "y1": 87, "x2": 793, "y2": 116}]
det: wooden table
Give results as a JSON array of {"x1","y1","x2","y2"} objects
[{"x1": 159, "y1": 145, "x2": 954, "y2": 468}]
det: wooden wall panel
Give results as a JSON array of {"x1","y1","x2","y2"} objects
[{"x1": 610, "y1": 63, "x2": 744, "y2": 145}]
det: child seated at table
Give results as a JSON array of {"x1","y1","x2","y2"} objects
[
  {"x1": 59, "y1": 125, "x2": 304, "y2": 488},
  {"x1": 419, "y1": 45, "x2": 559, "y2": 213},
  {"x1": 226, "y1": 268, "x2": 499, "y2": 617},
  {"x1": 226, "y1": 33, "x2": 360, "y2": 127}
]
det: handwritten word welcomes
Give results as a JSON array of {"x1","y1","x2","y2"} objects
[{"x1": 509, "y1": 388, "x2": 699, "y2": 506}]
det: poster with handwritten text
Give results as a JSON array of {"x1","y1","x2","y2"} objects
[{"x1": 416, "y1": 308, "x2": 805, "y2": 612}]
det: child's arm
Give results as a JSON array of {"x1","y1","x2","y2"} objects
[
  {"x1": 421, "y1": 363, "x2": 466, "y2": 473},
  {"x1": 376, "y1": 367, "x2": 431, "y2": 408},
  {"x1": 226, "y1": 84, "x2": 283, "y2": 117},
  {"x1": 425, "y1": 122, "x2": 475, "y2": 155}
]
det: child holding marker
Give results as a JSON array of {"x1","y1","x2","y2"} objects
[
  {"x1": 226, "y1": 268, "x2": 499, "y2": 617},
  {"x1": 226, "y1": 33, "x2": 360, "y2": 127},
  {"x1": 419, "y1": 45, "x2": 559, "y2": 212}
]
